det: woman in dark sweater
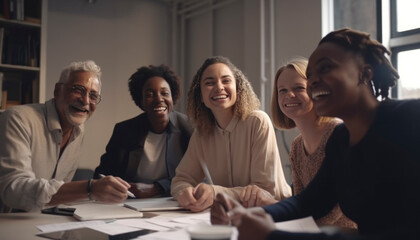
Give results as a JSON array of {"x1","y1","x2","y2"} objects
[{"x1": 211, "y1": 28, "x2": 420, "y2": 240}]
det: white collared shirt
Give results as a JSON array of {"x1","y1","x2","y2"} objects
[{"x1": 0, "y1": 99, "x2": 84, "y2": 212}]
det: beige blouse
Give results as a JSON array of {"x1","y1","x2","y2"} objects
[
  {"x1": 290, "y1": 120, "x2": 357, "y2": 229},
  {"x1": 171, "y1": 110, "x2": 292, "y2": 202}
]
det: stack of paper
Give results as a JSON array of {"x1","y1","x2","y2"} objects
[{"x1": 124, "y1": 197, "x2": 183, "y2": 212}]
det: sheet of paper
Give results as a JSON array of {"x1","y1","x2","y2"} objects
[
  {"x1": 275, "y1": 216, "x2": 321, "y2": 233},
  {"x1": 135, "y1": 224, "x2": 238, "y2": 240},
  {"x1": 170, "y1": 212, "x2": 210, "y2": 225},
  {"x1": 116, "y1": 218, "x2": 172, "y2": 231},
  {"x1": 135, "y1": 228, "x2": 189, "y2": 240},
  {"x1": 145, "y1": 216, "x2": 187, "y2": 229},
  {"x1": 88, "y1": 222, "x2": 143, "y2": 235},
  {"x1": 36, "y1": 220, "x2": 107, "y2": 232}
]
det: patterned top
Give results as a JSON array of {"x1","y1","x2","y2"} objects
[{"x1": 290, "y1": 119, "x2": 357, "y2": 228}]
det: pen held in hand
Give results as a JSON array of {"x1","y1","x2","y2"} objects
[
  {"x1": 98, "y1": 174, "x2": 136, "y2": 198},
  {"x1": 126, "y1": 190, "x2": 136, "y2": 198},
  {"x1": 199, "y1": 159, "x2": 214, "y2": 185}
]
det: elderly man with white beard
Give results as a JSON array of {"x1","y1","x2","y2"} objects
[{"x1": 0, "y1": 60, "x2": 131, "y2": 213}]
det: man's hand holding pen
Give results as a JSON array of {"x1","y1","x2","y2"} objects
[
  {"x1": 98, "y1": 174, "x2": 135, "y2": 198},
  {"x1": 89, "y1": 174, "x2": 134, "y2": 203}
]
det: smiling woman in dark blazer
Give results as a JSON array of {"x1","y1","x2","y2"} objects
[{"x1": 94, "y1": 64, "x2": 192, "y2": 198}]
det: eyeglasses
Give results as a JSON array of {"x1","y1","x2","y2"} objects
[{"x1": 60, "y1": 83, "x2": 102, "y2": 104}]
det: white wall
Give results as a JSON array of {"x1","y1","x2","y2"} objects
[
  {"x1": 274, "y1": 0, "x2": 323, "y2": 182},
  {"x1": 45, "y1": 0, "x2": 323, "y2": 182},
  {"x1": 46, "y1": 0, "x2": 171, "y2": 169}
]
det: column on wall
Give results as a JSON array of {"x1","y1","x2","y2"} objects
[{"x1": 169, "y1": 0, "x2": 276, "y2": 113}]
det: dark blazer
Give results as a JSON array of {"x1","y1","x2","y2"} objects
[{"x1": 94, "y1": 111, "x2": 193, "y2": 196}]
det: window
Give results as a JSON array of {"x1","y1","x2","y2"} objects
[
  {"x1": 391, "y1": 0, "x2": 420, "y2": 36},
  {"x1": 391, "y1": 45, "x2": 420, "y2": 99},
  {"x1": 330, "y1": 0, "x2": 420, "y2": 99},
  {"x1": 390, "y1": 0, "x2": 420, "y2": 99}
]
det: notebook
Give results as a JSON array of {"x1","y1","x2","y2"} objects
[
  {"x1": 72, "y1": 202, "x2": 143, "y2": 221},
  {"x1": 124, "y1": 197, "x2": 184, "y2": 212}
]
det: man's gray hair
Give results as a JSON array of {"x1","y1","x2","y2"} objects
[{"x1": 58, "y1": 60, "x2": 102, "y2": 86}]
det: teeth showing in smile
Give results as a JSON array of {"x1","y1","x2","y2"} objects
[
  {"x1": 212, "y1": 95, "x2": 228, "y2": 100},
  {"x1": 72, "y1": 106, "x2": 88, "y2": 113},
  {"x1": 285, "y1": 103, "x2": 299, "y2": 107},
  {"x1": 154, "y1": 107, "x2": 167, "y2": 111},
  {"x1": 311, "y1": 91, "x2": 331, "y2": 100}
]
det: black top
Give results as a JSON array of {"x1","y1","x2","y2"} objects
[
  {"x1": 264, "y1": 99, "x2": 420, "y2": 240},
  {"x1": 94, "y1": 111, "x2": 193, "y2": 196}
]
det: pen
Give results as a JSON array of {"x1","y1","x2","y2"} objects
[
  {"x1": 199, "y1": 159, "x2": 214, "y2": 185},
  {"x1": 99, "y1": 174, "x2": 136, "y2": 198}
]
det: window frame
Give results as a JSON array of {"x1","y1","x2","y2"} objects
[
  {"x1": 387, "y1": 0, "x2": 420, "y2": 99},
  {"x1": 390, "y1": 42, "x2": 420, "y2": 98},
  {"x1": 390, "y1": 0, "x2": 420, "y2": 38}
]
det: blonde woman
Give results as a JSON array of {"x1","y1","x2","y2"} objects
[
  {"x1": 171, "y1": 56, "x2": 291, "y2": 212},
  {"x1": 270, "y1": 57, "x2": 356, "y2": 228}
]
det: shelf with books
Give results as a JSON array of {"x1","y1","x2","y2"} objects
[
  {"x1": 0, "y1": 0, "x2": 44, "y2": 111},
  {"x1": 0, "y1": 24, "x2": 40, "y2": 67},
  {"x1": 0, "y1": 63, "x2": 40, "y2": 71},
  {"x1": 0, "y1": 69, "x2": 39, "y2": 110},
  {"x1": 0, "y1": 17, "x2": 41, "y2": 28}
]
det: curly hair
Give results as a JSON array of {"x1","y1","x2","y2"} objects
[
  {"x1": 128, "y1": 64, "x2": 181, "y2": 111},
  {"x1": 187, "y1": 56, "x2": 260, "y2": 135},
  {"x1": 319, "y1": 28, "x2": 399, "y2": 100},
  {"x1": 270, "y1": 57, "x2": 333, "y2": 130}
]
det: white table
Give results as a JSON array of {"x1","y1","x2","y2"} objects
[
  {"x1": 0, "y1": 209, "x2": 198, "y2": 240},
  {"x1": 0, "y1": 211, "x2": 75, "y2": 240}
]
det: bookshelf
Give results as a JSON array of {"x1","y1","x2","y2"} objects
[{"x1": 0, "y1": 0, "x2": 46, "y2": 111}]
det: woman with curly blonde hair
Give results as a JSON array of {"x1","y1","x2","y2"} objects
[{"x1": 171, "y1": 56, "x2": 291, "y2": 212}]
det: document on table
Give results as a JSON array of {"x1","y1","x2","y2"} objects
[
  {"x1": 275, "y1": 216, "x2": 321, "y2": 233},
  {"x1": 169, "y1": 212, "x2": 210, "y2": 224},
  {"x1": 135, "y1": 216, "x2": 319, "y2": 240},
  {"x1": 137, "y1": 228, "x2": 191, "y2": 240},
  {"x1": 88, "y1": 222, "x2": 144, "y2": 235},
  {"x1": 124, "y1": 197, "x2": 184, "y2": 211},
  {"x1": 72, "y1": 201, "x2": 143, "y2": 220},
  {"x1": 116, "y1": 218, "x2": 172, "y2": 231},
  {"x1": 37, "y1": 221, "x2": 146, "y2": 236},
  {"x1": 116, "y1": 212, "x2": 210, "y2": 232},
  {"x1": 36, "y1": 220, "x2": 107, "y2": 232}
]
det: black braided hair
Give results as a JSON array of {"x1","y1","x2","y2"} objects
[{"x1": 320, "y1": 28, "x2": 399, "y2": 100}]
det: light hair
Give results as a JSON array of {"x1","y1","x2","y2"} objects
[
  {"x1": 58, "y1": 60, "x2": 102, "y2": 87},
  {"x1": 270, "y1": 57, "x2": 332, "y2": 130}
]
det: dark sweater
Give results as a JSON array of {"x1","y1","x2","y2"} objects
[{"x1": 264, "y1": 99, "x2": 420, "y2": 240}]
